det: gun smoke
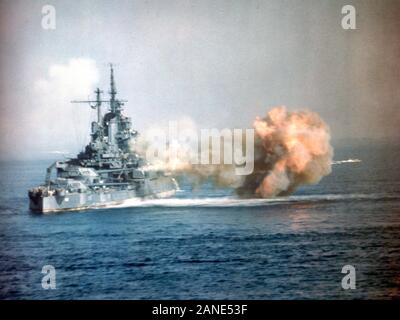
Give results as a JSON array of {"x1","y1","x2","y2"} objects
[
  {"x1": 238, "y1": 106, "x2": 333, "y2": 197},
  {"x1": 133, "y1": 106, "x2": 333, "y2": 198}
]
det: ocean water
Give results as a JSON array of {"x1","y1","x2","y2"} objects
[{"x1": 0, "y1": 143, "x2": 400, "y2": 299}]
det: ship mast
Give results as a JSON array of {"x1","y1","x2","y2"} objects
[
  {"x1": 94, "y1": 88, "x2": 103, "y2": 123},
  {"x1": 109, "y1": 63, "x2": 118, "y2": 113},
  {"x1": 71, "y1": 88, "x2": 105, "y2": 125}
]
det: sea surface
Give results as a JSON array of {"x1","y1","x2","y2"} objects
[{"x1": 0, "y1": 143, "x2": 400, "y2": 299}]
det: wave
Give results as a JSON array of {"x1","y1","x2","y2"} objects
[
  {"x1": 101, "y1": 192, "x2": 398, "y2": 209},
  {"x1": 332, "y1": 158, "x2": 362, "y2": 165}
]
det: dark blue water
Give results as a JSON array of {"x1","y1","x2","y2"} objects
[{"x1": 1, "y1": 143, "x2": 400, "y2": 299}]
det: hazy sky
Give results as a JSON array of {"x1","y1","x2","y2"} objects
[{"x1": 0, "y1": 0, "x2": 399, "y2": 160}]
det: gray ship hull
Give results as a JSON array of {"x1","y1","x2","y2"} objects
[{"x1": 29, "y1": 176, "x2": 177, "y2": 213}]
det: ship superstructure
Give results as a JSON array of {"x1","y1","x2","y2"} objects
[{"x1": 29, "y1": 65, "x2": 178, "y2": 212}]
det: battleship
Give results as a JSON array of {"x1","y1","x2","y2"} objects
[{"x1": 29, "y1": 65, "x2": 178, "y2": 213}]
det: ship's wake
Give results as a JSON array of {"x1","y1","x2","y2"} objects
[{"x1": 99, "y1": 192, "x2": 397, "y2": 210}]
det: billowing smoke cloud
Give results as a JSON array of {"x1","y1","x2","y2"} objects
[
  {"x1": 133, "y1": 106, "x2": 333, "y2": 198},
  {"x1": 132, "y1": 118, "x2": 246, "y2": 188},
  {"x1": 237, "y1": 106, "x2": 333, "y2": 197}
]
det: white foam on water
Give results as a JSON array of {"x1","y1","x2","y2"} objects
[
  {"x1": 100, "y1": 192, "x2": 395, "y2": 210},
  {"x1": 332, "y1": 159, "x2": 362, "y2": 165}
]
